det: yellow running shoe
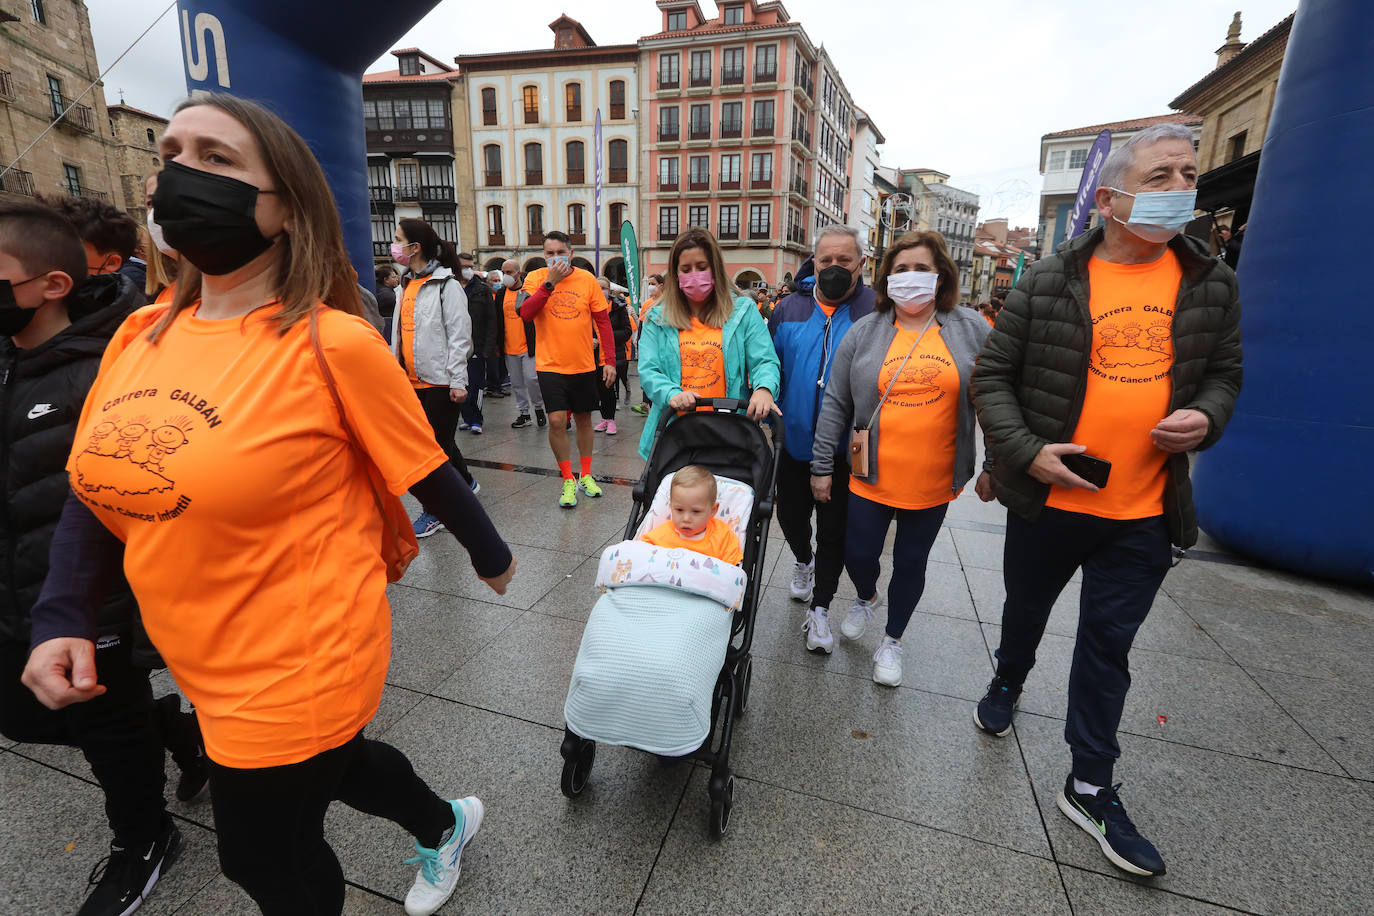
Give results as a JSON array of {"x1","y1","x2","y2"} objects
[
  {"x1": 578, "y1": 474, "x2": 603, "y2": 498},
  {"x1": 560, "y1": 479, "x2": 578, "y2": 507}
]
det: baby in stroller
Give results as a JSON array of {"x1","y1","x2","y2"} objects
[{"x1": 639, "y1": 465, "x2": 743, "y2": 566}]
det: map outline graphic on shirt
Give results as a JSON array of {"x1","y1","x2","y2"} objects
[{"x1": 74, "y1": 414, "x2": 194, "y2": 497}]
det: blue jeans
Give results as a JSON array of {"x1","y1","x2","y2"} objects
[{"x1": 844, "y1": 492, "x2": 948, "y2": 639}]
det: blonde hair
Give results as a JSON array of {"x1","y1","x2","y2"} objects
[
  {"x1": 149, "y1": 94, "x2": 364, "y2": 341},
  {"x1": 659, "y1": 228, "x2": 736, "y2": 331},
  {"x1": 138, "y1": 224, "x2": 178, "y2": 300},
  {"x1": 671, "y1": 464, "x2": 717, "y2": 502}
]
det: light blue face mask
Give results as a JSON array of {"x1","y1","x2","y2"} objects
[
  {"x1": 1109, "y1": 187, "x2": 1198, "y2": 243},
  {"x1": 549, "y1": 256, "x2": 570, "y2": 266}
]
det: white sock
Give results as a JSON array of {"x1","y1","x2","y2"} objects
[{"x1": 1073, "y1": 778, "x2": 1102, "y2": 797}]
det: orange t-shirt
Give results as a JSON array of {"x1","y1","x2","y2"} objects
[
  {"x1": 641, "y1": 518, "x2": 743, "y2": 566},
  {"x1": 398, "y1": 276, "x2": 440, "y2": 389},
  {"x1": 678, "y1": 317, "x2": 727, "y2": 398},
  {"x1": 520, "y1": 266, "x2": 608, "y2": 374},
  {"x1": 501, "y1": 287, "x2": 527, "y2": 356},
  {"x1": 1046, "y1": 251, "x2": 1180, "y2": 520},
  {"x1": 850, "y1": 326, "x2": 961, "y2": 510},
  {"x1": 984, "y1": 313, "x2": 995, "y2": 327},
  {"x1": 816, "y1": 302, "x2": 837, "y2": 318},
  {"x1": 154, "y1": 284, "x2": 175, "y2": 305},
  {"x1": 639, "y1": 295, "x2": 661, "y2": 325},
  {"x1": 68, "y1": 303, "x2": 446, "y2": 768}
]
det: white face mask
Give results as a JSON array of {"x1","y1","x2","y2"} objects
[
  {"x1": 501, "y1": 274, "x2": 517, "y2": 288},
  {"x1": 645, "y1": 284, "x2": 658, "y2": 297},
  {"x1": 145, "y1": 209, "x2": 178, "y2": 259},
  {"x1": 1109, "y1": 187, "x2": 1198, "y2": 243},
  {"x1": 886, "y1": 270, "x2": 939, "y2": 313},
  {"x1": 461, "y1": 267, "x2": 475, "y2": 281}
]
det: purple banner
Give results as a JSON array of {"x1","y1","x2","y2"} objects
[
  {"x1": 594, "y1": 109, "x2": 603, "y2": 271},
  {"x1": 1066, "y1": 129, "x2": 1112, "y2": 240}
]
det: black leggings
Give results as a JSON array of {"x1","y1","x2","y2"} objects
[
  {"x1": 596, "y1": 363, "x2": 617, "y2": 421},
  {"x1": 416, "y1": 385, "x2": 473, "y2": 485},
  {"x1": 209, "y1": 732, "x2": 454, "y2": 916},
  {"x1": 844, "y1": 493, "x2": 949, "y2": 639}
]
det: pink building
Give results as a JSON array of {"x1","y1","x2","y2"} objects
[{"x1": 638, "y1": 0, "x2": 855, "y2": 291}]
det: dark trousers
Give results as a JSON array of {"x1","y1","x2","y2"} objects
[
  {"x1": 460, "y1": 356, "x2": 486, "y2": 426},
  {"x1": 618, "y1": 360, "x2": 632, "y2": 401},
  {"x1": 775, "y1": 452, "x2": 851, "y2": 611},
  {"x1": 0, "y1": 637, "x2": 168, "y2": 847},
  {"x1": 995, "y1": 507, "x2": 1171, "y2": 787},
  {"x1": 485, "y1": 353, "x2": 506, "y2": 389},
  {"x1": 596, "y1": 363, "x2": 617, "y2": 421},
  {"x1": 845, "y1": 493, "x2": 948, "y2": 639},
  {"x1": 415, "y1": 386, "x2": 473, "y2": 486},
  {"x1": 210, "y1": 731, "x2": 454, "y2": 916}
]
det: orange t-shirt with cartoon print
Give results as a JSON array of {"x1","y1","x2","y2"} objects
[
  {"x1": 520, "y1": 266, "x2": 608, "y2": 374},
  {"x1": 501, "y1": 287, "x2": 527, "y2": 356},
  {"x1": 398, "y1": 276, "x2": 440, "y2": 389},
  {"x1": 67, "y1": 303, "x2": 447, "y2": 768},
  {"x1": 1046, "y1": 251, "x2": 1180, "y2": 520},
  {"x1": 678, "y1": 317, "x2": 727, "y2": 398},
  {"x1": 849, "y1": 326, "x2": 961, "y2": 510},
  {"x1": 641, "y1": 518, "x2": 743, "y2": 566}
]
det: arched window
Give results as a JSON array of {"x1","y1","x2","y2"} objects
[
  {"x1": 608, "y1": 139, "x2": 628, "y2": 183},
  {"x1": 609, "y1": 202, "x2": 627, "y2": 243},
  {"x1": 527, "y1": 204, "x2": 545, "y2": 244},
  {"x1": 609, "y1": 80, "x2": 626, "y2": 119},
  {"x1": 522, "y1": 85, "x2": 539, "y2": 124},
  {"x1": 524, "y1": 143, "x2": 543, "y2": 185},
  {"x1": 481, "y1": 87, "x2": 497, "y2": 125},
  {"x1": 487, "y1": 205, "x2": 505, "y2": 245},
  {"x1": 565, "y1": 140, "x2": 585, "y2": 184},
  {"x1": 482, "y1": 144, "x2": 502, "y2": 186},
  {"x1": 565, "y1": 83, "x2": 582, "y2": 122},
  {"x1": 568, "y1": 203, "x2": 586, "y2": 241},
  {"x1": 145, "y1": 127, "x2": 155, "y2": 144}
]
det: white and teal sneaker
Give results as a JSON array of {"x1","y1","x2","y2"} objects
[{"x1": 403, "y1": 797, "x2": 485, "y2": 916}]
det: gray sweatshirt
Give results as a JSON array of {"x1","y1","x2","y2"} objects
[{"x1": 811, "y1": 306, "x2": 992, "y2": 496}]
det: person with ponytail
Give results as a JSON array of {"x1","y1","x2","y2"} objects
[
  {"x1": 635, "y1": 227, "x2": 781, "y2": 461},
  {"x1": 392, "y1": 218, "x2": 479, "y2": 537}
]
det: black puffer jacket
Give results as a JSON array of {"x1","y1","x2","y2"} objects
[
  {"x1": 972, "y1": 226, "x2": 1243, "y2": 548},
  {"x1": 463, "y1": 277, "x2": 501, "y2": 358},
  {"x1": 0, "y1": 273, "x2": 143, "y2": 645}
]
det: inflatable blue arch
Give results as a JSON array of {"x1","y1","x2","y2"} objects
[{"x1": 172, "y1": 0, "x2": 1372, "y2": 582}]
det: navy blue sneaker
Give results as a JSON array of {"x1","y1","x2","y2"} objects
[
  {"x1": 973, "y1": 675, "x2": 1021, "y2": 736},
  {"x1": 1057, "y1": 777, "x2": 1166, "y2": 876},
  {"x1": 412, "y1": 512, "x2": 444, "y2": 539}
]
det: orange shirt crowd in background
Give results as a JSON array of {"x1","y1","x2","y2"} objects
[
  {"x1": 501, "y1": 287, "x2": 527, "y2": 356},
  {"x1": 521, "y1": 267, "x2": 609, "y2": 375}
]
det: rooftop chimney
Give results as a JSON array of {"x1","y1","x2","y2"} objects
[{"x1": 1215, "y1": 12, "x2": 1245, "y2": 68}]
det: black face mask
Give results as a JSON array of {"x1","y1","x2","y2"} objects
[
  {"x1": 0, "y1": 277, "x2": 42, "y2": 336},
  {"x1": 151, "y1": 161, "x2": 277, "y2": 276},
  {"x1": 816, "y1": 264, "x2": 855, "y2": 303}
]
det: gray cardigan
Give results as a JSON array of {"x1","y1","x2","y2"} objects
[{"x1": 811, "y1": 307, "x2": 992, "y2": 494}]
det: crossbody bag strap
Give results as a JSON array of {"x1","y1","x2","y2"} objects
[{"x1": 862, "y1": 310, "x2": 937, "y2": 430}]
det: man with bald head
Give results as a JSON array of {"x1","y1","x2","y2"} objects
[{"x1": 499, "y1": 259, "x2": 545, "y2": 428}]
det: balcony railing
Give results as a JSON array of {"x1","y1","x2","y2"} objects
[
  {"x1": 372, "y1": 241, "x2": 391, "y2": 257},
  {"x1": 752, "y1": 118, "x2": 775, "y2": 137},
  {"x1": 488, "y1": 233, "x2": 506, "y2": 247},
  {"x1": 369, "y1": 185, "x2": 393, "y2": 203},
  {"x1": 787, "y1": 226, "x2": 806, "y2": 245},
  {"x1": 0, "y1": 70, "x2": 13, "y2": 100},
  {"x1": 748, "y1": 226, "x2": 771, "y2": 240},
  {"x1": 720, "y1": 176, "x2": 741, "y2": 190},
  {"x1": 722, "y1": 68, "x2": 744, "y2": 85},
  {"x1": 609, "y1": 167, "x2": 627, "y2": 183},
  {"x1": 569, "y1": 232, "x2": 586, "y2": 245},
  {"x1": 527, "y1": 232, "x2": 545, "y2": 246},
  {"x1": 658, "y1": 73, "x2": 679, "y2": 90},
  {"x1": 790, "y1": 177, "x2": 809, "y2": 197},
  {"x1": 689, "y1": 177, "x2": 710, "y2": 191},
  {"x1": 610, "y1": 226, "x2": 622, "y2": 244},
  {"x1": 79, "y1": 188, "x2": 108, "y2": 201},
  {"x1": 720, "y1": 121, "x2": 742, "y2": 139},
  {"x1": 658, "y1": 126, "x2": 679, "y2": 142},
  {"x1": 525, "y1": 170, "x2": 542, "y2": 186},
  {"x1": 396, "y1": 184, "x2": 419, "y2": 201},
  {"x1": 420, "y1": 185, "x2": 454, "y2": 203},
  {"x1": 482, "y1": 107, "x2": 497, "y2": 126},
  {"x1": 754, "y1": 66, "x2": 777, "y2": 82},
  {"x1": 689, "y1": 124, "x2": 710, "y2": 141},
  {"x1": 610, "y1": 102, "x2": 625, "y2": 119},
  {"x1": 567, "y1": 168, "x2": 585, "y2": 184},
  {"x1": 718, "y1": 226, "x2": 739, "y2": 240},
  {"x1": 791, "y1": 126, "x2": 812, "y2": 147},
  {"x1": 657, "y1": 226, "x2": 680, "y2": 241},
  {"x1": 484, "y1": 170, "x2": 502, "y2": 187},
  {"x1": 1, "y1": 168, "x2": 35, "y2": 197},
  {"x1": 659, "y1": 179, "x2": 679, "y2": 192},
  {"x1": 750, "y1": 176, "x2": 772, "y2": 190},
  {"x1": 56, "y1": 97, "x2": 94, "y2": 133},
  {"x1": 689, "y1": 70, "x2": 711, "y2": 88}
]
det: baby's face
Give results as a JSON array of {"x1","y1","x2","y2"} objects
[{"x1": 668, "y1": 483, "x2": 716, "y2": 537}]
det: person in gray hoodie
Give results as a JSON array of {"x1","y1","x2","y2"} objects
[{"x1": 811, "y1": 230, "x2": 993, "y2": 687}]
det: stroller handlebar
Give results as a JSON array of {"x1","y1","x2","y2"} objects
[{"x1": 651, "y1": 393, "x2": 785, "y2": 449}]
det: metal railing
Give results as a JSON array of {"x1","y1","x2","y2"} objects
[
  {"x1": 1, "y1": 169, "x2": 35, "y2": 196},
  {"x1": 420, "y1": 185, "x2": 454, "y2": 202},
  {"x1": 56, "y1": 97, "x2": 95, "y2": 132},
  {"x1": 0, "y1": 70, "x2": 14, "y2": 100},
  {"x1": 369, "y1": 186, "x2": 393, "y2": 203}
]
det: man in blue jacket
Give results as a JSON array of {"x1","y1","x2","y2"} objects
[{"x1": 770, "y1": 226, "x2": 875, "y2": 653}]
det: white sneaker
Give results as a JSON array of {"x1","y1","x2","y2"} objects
[
  {"x1": 803, "y1": 606, "x2": 834, "y2": 654},
  {"x1": 841, "y1": 593, "x2": 884, "y2": 640},
  {"x1": 789, "y1": 559, "x2": 815, "y2": 602},
  {"x1": 873, "y1": 636, "x2": 903, "y2": 687},
  {"x1": 404, "y1": 797, "x2": 485, "y2": 916}
]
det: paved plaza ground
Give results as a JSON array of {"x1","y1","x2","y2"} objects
[{"x1": 2, "y1": 374, "x2": 1371, "y2": 915}]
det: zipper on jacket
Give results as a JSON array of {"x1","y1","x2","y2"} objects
[{"x1": 811, "y1": 311, "x2": 835, "y2": 421}]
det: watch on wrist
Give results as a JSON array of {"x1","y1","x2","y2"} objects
[{"x1": 542, "y1": 281, "x2": 554, "y2": 292}]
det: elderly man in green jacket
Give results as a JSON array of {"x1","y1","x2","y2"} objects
[{"x1": 971, "y1": 123, "x2": 1243, "y2": 878}]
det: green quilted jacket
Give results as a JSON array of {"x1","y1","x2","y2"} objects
[{"x1": 971, "y1": 225, "x2": 1243, "y2": 547}]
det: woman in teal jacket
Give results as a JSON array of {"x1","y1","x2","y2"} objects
[{"x1": 637, "y1": 227, "x2": 782, "y2": 460}]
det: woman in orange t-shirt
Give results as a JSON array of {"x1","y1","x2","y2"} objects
[
  {"x1": 22, "y1": 94, "x2": 515, "y2": 916},
  {"x1": 810, "y1": 231, "x2": 993, "y2": 689}
]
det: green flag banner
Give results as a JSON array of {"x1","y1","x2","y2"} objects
[
  {"x1": 620, "y1": 220, "x2": 641, "y2": 315},
  {"x1": 1012, "y1": 251, "x2": 1026, "y2": 286}
]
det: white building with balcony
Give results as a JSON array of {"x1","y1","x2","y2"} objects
[{"x1": 848, "y1": 108, "x2": 884, "y2": 274}]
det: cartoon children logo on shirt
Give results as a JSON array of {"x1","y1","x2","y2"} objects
[
  {"x1": 1091, "y1": 306, "x2": 1174, "y2": 382},
  {"x1": 681, "y1": 344, "x2": 724, "y2": 391},
  {"x1": 75, "y1": 415, "x2": 194, "y2": 497},
  {"x1": 546, "y1": 289, "x2": 584, "y2": 321},
  {"x1": 884, "y1": 352, "x2": 952, "y2": 409}
]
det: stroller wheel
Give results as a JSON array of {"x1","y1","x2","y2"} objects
[
  {"x1": 708, "y1": 773, "x2": 735, "y2": 839},
  {"x1": 560, "y1": 739, "x2": 595, "y2": 798},
  {"x1": 734, "y1": 657, "x2": 753, "y2": 719}
]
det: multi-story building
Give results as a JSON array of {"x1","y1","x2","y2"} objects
[
  {"x1": 1037, "y1": 113, "x2": 1202, "y2": 254},
  {"x1": 810, "y1": 47, "x2": 856, "y2": 246},
  {"x1": 639, "y1": 0, "x2": 828, "y2": 290},
  {"x1": 848, "y1": 107, "x2": 884, "y2": 279},
  {"x1": 971, "y1": 219, "x2": 1036, "y2": 301},
  {"x1": 362, "y1": 49, "x2": 465, "y2": 260},
  {"x1": 1169, "y1": 12, "x2": 1293, "y2": 231},
  {"x1": 0, "y1": 2, "x2": 136, "y2": 212},
  {"x1": 906, "y1": 168, "x2": 979, "y2": 300},
  {"x1": 106, "y1": 103, "x2": 167, "y2": 223},
  {"x1": 458, "y1": 16, "x2": 640, "y2": 282}
]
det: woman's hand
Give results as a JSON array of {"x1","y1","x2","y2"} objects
[
  {"x1": 810, "y1": 475, "x2": 832, "y2": 503},
  {"x1": 481, "y1": 556, "x2": 517, "y2": 596},
  {"x1": 747, "y1": 389, "x2": 782, "y2": 421},
  {"x1": 449, "y1": 387, "x2": 467, "y2": 404},
  {"x1": 974, "y1": 471, "x2": 996, "y2": 502},
  {"x1": 668, "y1": 391, "x2": 697, "y2": 411}
]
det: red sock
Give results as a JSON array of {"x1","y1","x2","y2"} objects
[
  {"x1": 580, "y1": 456, "x2": 592, "y2": 477},
  {"x1": 558, "y1": 460, "x2": 574, "y2": 480}
]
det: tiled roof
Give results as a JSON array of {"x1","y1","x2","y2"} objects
[
  {"x1": 362, "y1": 69, "x2": 459, "y2": 85},
  {"x1": 107, "y1": 103, "x2": 168, "y2": 124},
  {"x1": 640, "y1": 22, "x2": 788, "y2": 40},
  {"x1": 1043, "y1": 112, "x2": 1202, "y2": 139},
  {"x1": 1169, "y1": 13, "x2": 1294, "y2": 110}
]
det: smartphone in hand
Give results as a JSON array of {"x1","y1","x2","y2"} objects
[{"x1": 1061, "y1": 452, "x2": 1111, "y2": 489}]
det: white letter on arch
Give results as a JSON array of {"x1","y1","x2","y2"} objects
[{"x1": 181, "y1": 11, "x2": 231, "y2": 89}]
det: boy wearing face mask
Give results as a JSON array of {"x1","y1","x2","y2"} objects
[{"x1": 0, "y1": 201, "x2": 187, "y2": 916}]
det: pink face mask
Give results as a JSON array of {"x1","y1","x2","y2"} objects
[
  {"x1": 390, "y1": 242, "x2": 411, "y2": 266},
  {"x1": 678, "y1": 269, "x2": 715, "y2": 302}
]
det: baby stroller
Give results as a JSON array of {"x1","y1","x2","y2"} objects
[{"x1": 559, "y1": 397, "x2": 782, "y2": 838}]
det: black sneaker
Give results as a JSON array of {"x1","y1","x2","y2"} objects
[
  {"x1": 511, "y1": 414, "x2": 532, "y2": 429},
  {"x1": 1056, "y1": 776, "x2": 1166, "y2": 876},
  {"x1": 535, "y1": 409, "x2": 548, "y2": 428},
  {"x1": 174, "y1": 743, "x2": 208, "y2": 803},
  {"x1": 79, "y1": 821, "x2": 182, "y2": 916},
  {"x1": 973, "y1": 675, "x2": 1022, "y2": 736}
]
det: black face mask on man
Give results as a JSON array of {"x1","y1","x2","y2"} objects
[
  {"x1": 816, "y1": 264, "x2": 856, "y2": 303},
  {"x1": 151, "y1": 160, "x2": 279, "y2": 276},
  {"x1": 0, "y1": 276, "x2": 44, "y2": 336}
]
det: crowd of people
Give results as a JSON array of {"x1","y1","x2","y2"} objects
[{"x1": 1, "y1": 103, "x2": 1241, "y2": 915}]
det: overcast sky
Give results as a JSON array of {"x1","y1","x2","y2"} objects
[{"x1": 89, "y1": 0, "x2": 1295, "y2": 229}]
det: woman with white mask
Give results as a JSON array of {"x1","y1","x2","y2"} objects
[{"x1": 810, "y1": 231, "x2": 994, "y2": 687}]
